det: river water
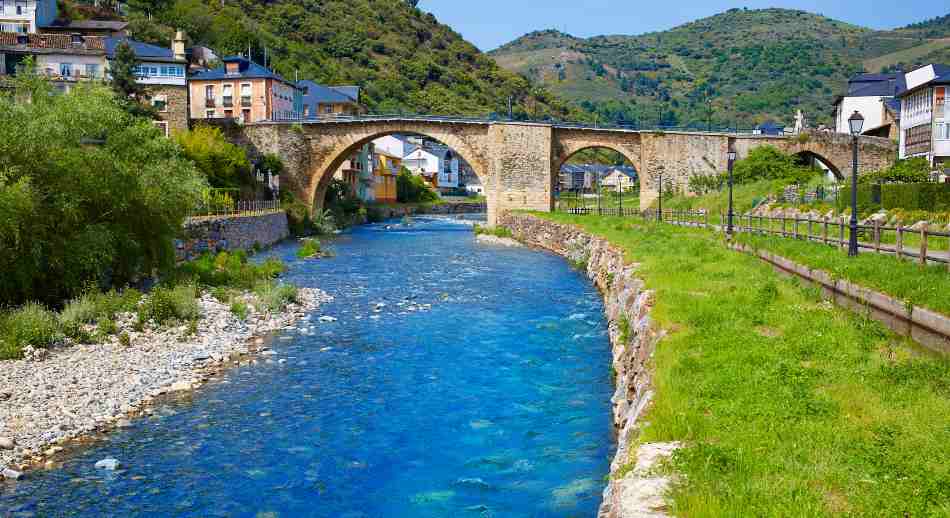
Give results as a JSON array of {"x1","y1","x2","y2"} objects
[{"x1": 1, "y1": 216, "x2": 614, "y2": 517}]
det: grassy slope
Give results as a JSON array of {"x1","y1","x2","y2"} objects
[
  {"x1": 864, "y1": 38, "x2": 950, "y2": 73},
  {"x1": 532, "y1": 212, "x2": 950, "y2": 516}
]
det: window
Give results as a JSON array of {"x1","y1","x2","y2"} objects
[
  {"x1": 59, "y1": 63, "x2": 73, "y2": 78},
  {"x1": 222, "y1": 84, "x2": 233, "y2": 107},
  {"x1": 205, "y1": 109, "x2": 215, "y2": 119},
  {"x1": 152, "y1": 94, "x2": 167, "y2": 112},
  {"x1": 85, "y1": 63, "x2": 99, "y2": 78},
  {"x1": 936, "y1": 123, "x2": 950, "y2": 141},
  {"x1": 240, "y1": 83, "x2": 251, "y2": 107},
  {"x1": 224, "y1": 110, "x2": 233, "y2": 118},
  {"x1": 324, "y1": 105, "x2": 332, "y2": 114},
  {"x1": 153, "y1": 121, "x2": 168, "y2": 137},
  {"x1": 241, "y1": 109, "x2": 251, "y2": 123},
  {"x1": 205, "y1": 85, "x2": 215, "y2": 107}
]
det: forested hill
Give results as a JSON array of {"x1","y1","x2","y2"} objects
[
  {"x1": 86, "y1": 0, "x2": 579, "y2": 119},
  {"x1": 490, "y1": 8, "x2": 950, "y2": 127}
]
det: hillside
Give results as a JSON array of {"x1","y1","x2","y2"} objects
[
  {"x1": 490, "y1": 8, "x2": 950, "y2": 127},
  {"x1": 90, "y1": 0, "x2": 580, "y2": 119}
]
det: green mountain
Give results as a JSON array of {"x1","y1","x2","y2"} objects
[
  {"x1": 72, "y1": 0, "x2": 578, "y2": 119},
  {"x1": 490, "y1": 8, "x2": 950, "y2": 127}
]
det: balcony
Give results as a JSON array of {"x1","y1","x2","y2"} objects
[
  {"x1": 205, "y1": 98, "x2": 216, "y2": 108},
  {"x1": 222, "y1": 96, "x2": 233, "y2": 108},
  {"x1": 240, "y1": 96, "x2": 252, "y2": 107}
]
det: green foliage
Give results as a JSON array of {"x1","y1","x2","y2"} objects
[
  {"x1": 229, "y1": 301, "x2": 249, "y2": 321},
  {"x1": 862, "y1": 158, "x2": 932, "y2": 185},
  {"x1": 732, "y1": 146, "x2": 813, "y2": 185},
  {"x1": 175, "y1": 125, "x2": 251, "y2": 188},
  {"x1": 137, "y1": 284, "x2": 200, "y2": 326},
  {"x1": 837, "y1": 184, "x2": 882, "y2": 213},
  {"x1": 881, "y1": 183, "x2": 950, "y2": 212},
  {"x1": 124, "y1": 0, "x2": 578, "y2": 119},
  {"x1": 297, "y1": 238, "x2": 322, "y2": 259},
  {"x1": 688, "y1": 173, "x2": 725, "y2": 195},
  {"x1": 171, "y1": 250, "x2": 285, "y2": 290},
  {"x1": 280, "y1": 191, "x2": 314, "y2": 237},
  {"x1": 0, "y1": 75, "x2": 206, "y2": 307},
  {"x1": 0, "y1": 303, "x2": 62, "y2": 359},
  {"x1": 60, "y1": 289, "x2": 142, "y2": 340},
  {"x1": 118, "y1": 331, "x2": 132, "y2": 348},
  {"x1": 323, "y1": 179, "x2": 360, "y2": 229},
  {"x1": 473, "y1": 224, "x2": 514, "y2": 239},
  {"x1": 397, "y1": 168, "x2": 439, "y2": 203},
  {"x1": 253, "y1": 282, "x2": 299, "y2": 313}
]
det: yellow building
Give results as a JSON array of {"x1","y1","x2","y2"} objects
[{"x1": 373, "y1": 152, "x2": 400, "y2": 203}]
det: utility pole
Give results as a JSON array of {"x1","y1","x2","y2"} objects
[{"x1": 508, "y1": 96, "x2": 513, "y2": 120}]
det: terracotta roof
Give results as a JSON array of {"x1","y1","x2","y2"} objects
[{"x1": 0, "y1": 32, "x2": 105, "y2": 52}]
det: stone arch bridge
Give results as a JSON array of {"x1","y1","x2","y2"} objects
[{"x1": 235, "y1": 117, "x2": 896, "y2": 225}]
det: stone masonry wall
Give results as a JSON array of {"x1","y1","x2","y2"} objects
[
  {"x1": 499, "y1": 213, "x2": 670, "y2": 518},
  {"x1": 175, "y1": 212, "x2": 290, "y2": 261},
  {"x1": 145, "y1": 85, "x2": 189, "y2": 135}
]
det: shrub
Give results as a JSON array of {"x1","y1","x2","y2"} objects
[
  {"x1": 137, "y1": 284, "x2": 200, "y2": 326},
  {"x1": 61, "y1": 289, "x2": 141, "y2": 330},
  {"x1": 863, "y1": 158, "x2": 931, "y2": 185},
  {"x1": 881, "y1": 183, "x2": 950, "y2": 212},
  {"x1": 118, "y1": 332, "x2": 131, "y2": 347},
  {"x1": 174, "y1": 125, "x2": 251, "y2": 188},
  {"x1": 0, "y1": 75, "x2": 206, "y2": 307},
  {"x1": 171, "y1": 251, "x2": 285, "y2": 290},
  {"x1": 473, "y1": 224, "x2": 513, "y2": 238},
  {"x1": 297, "y1": 239, "x2": 322, "y2": 258},
  {"x1": 732, "y1": 146, "x2": 813, "y2": 185},
  {"x1": 96, "y1": 317, "x2": 118, "y2": 340},
  {"x1": 397, "y1": 167, "x2": 439, "y2": 203},
  {"x1": 0, "y1": 303, "x2": 62, "y2": 359},
  {"x1": 281, "y1": 192, "x2": 314, "y2": 237},
  {"x1": 230, "y1": 301, "x2": 249, "y2": 320},
  {"x1": 253, "y1": 281, "x2": 299, "y2": 313}
]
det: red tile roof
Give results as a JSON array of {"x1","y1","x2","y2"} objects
[{"x1": 0, "y1": 32, "x2": 105, "y2": 52}]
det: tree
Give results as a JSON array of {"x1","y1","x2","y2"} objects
[
  {"x1": 396, "y1": 168, "x2": 438, "y2": 203},
  {"x1": 175, "y1": 125, "x2": 251, "y2": 188},
  {"x1": 732, "y1": 146, "x2": 812, "y2": 185},
  {"x1": 0, "y1": 75, "x2": 206, "y2": 306},
  {"x1": 109, "y1": 41, "x2": 156, "y2": 118}
]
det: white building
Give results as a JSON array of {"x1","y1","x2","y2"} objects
[
  {"x1": 0, "y1": 0, "x2": 57, "y2": 34},
  {"x1": 600, "y1": 167, "x2": 637, "y2": 191},
  {"x1": 403, "y1": 145, "x2": 459, "y2": 191},
  {"x1": 372, "y1": 135, "x2": 406, "y2": 161},
  {"x1": 897, "y1": 64, "x2": 950, "y2": 171},
  {"x1": 833, "y1": 73, "x2": 906, "y2": 138}
]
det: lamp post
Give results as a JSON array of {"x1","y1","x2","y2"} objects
[
  {"x1": 727, "y1": 148, "x2": 737, "y2": 237},
  {"x1": 618, "y1": 176, "x2": 623, "y2": 216},
  {"x1": 657, "y1": 168, "x2": 664, "y2": 223},
  {"x1": 847, "y1": 110, "x2": 864, "y2": 257}
]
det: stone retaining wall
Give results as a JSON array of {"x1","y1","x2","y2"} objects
[
  {"x1": 176, "y1": 212, "x2": 290, "y2": 261},
  {"x1": 499, "y1": 213, "x2": 672, "y2": 517}
]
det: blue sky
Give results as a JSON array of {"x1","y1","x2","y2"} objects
[{"x1": 420, "y1": 1, "x2": 949, "y2": 51}]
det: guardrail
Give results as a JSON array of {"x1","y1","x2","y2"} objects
[
  {"x1": 559, "y1": 206, "x2": 950, "y2": 269},
  {"x1": 187, "y1": 199, "x2": 282, "y2": 220},
  {"x1": 265, "y1": 113, "x2": 789, "y2": 135}
]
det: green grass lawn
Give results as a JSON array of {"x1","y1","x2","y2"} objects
[
  {"x1": 532, "y1": 212, "x2": 950, "y2": 516},
  {"x1": 735, "y1": 232, "x2": 950, "y2": 316}
]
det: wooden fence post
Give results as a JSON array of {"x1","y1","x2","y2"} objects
[
  {"x1": 896, "y1": 224, "x2": 904, "y2": 260},
  {"x1": 839, "y1": 217, "x2": 846, "y2": 248},
  {"x1": 807, "y1": 216, "x2": 813, "y2": 242},
  {"x1": 874, "y1": 221, "x2": 881, "y2": 253},
  {"x1": 822, "y1": 217, "x2": 829, "y2": 245},
  {"x1": 920, "y1": 224, "x2": 929, "y2": 266},
  {"x1": 793, "y1": 217, "x2": 799, "y2": 240}
]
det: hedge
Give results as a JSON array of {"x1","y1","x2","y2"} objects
[
  {"x1": 882, "y1": 183, "x2": 950, "y2": 211},
  {"x1": 837, "y1": 184, "x2": 881, "y2": 213}
]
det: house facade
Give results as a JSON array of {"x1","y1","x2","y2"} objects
[
  {"x1": 0, "y1": 0, "x2": 57, "y2": 34},
  {"x1": 105, "y1": 33, "x2": 188, "y2": 135},
  {"x1": 189, "y1": 56, "x2": 300, "y2": 124},
  {"x1": 600, "y1": 167, "x2": 638, "y2": 191},
  {"x1": 897, "y1": 64, "x2": 950, "y2": 170},
  {"x1": 833, "y1": 73, "x2": 906, "y2": 138},
  {"x1": 0, "y1": 32, "x2": 107, "y2": 91},
  {"x1": 403, "y1": 145, "x2": 459, "y2": 192},
  {"x1": 297, "y1": 80, "x2": 361, "y2": 118},
  {"x1": 371, "y1": 135, "x2": 405, "y2": 203}
]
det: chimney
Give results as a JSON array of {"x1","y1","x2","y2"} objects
[{"x1": 172, "y1": 29, "x2": 187, "y2": 62}]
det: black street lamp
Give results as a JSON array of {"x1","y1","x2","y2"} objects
[
  {"x1": 727, "y1": 148, "x2": 737, "y2": 236},
  {"x1": 847, "y1": 110, "x2": 864, "y2": 257}
]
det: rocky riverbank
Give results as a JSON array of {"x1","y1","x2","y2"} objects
[
  {"x1": 499, "y1": 213, "x2": 678, "y2": 518},
  {"x1": 0, "y1": 287, "x2": 331, "y2": 478}
]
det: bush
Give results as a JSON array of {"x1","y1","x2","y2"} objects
[
  {"x1": 281, "y1": 191, "x2": 314, "y2": 236},
  {"x1": 838, "y1": 184, "x2": 882, "y2": 213},
  {"x1": 397, "y1": 168, "x2": 439, "y2": 203},
  {"x1": 230, "y1": 301, "x2": 249, "y2": 320},
  {"x1": 137, "y1": 284, "x2": 200, "y2": 326},
  {"x1": 863, "y1": 158, "x2": 932, "y2": 185},
  {"x1": 881, "y1": 183, "x2": 950, "y2": 211},
  {"x1": 0, "y1": 303, "x2": 62, "y2": 359},
  {"x1": 297, "y1": 238, "x2": 322, "y2": 258},
  {"x1": 253, "y1": 281, "x2": 299, "y2": 313},
  {"x1": 174, "y1": 125, "x2": 251, "y2": 188},
  {"x1": 732, "y1": 146, "x2": 813, "y2": 185},
  {"x1": 171, "y1": 251, "x2": 285, "y2": 290},
  {"x1": 0, "y1": 75, "x2": 206, "y2": 307},
  {"x1": 60, "y1": 289, "x2": 142, "y2": 330}
]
